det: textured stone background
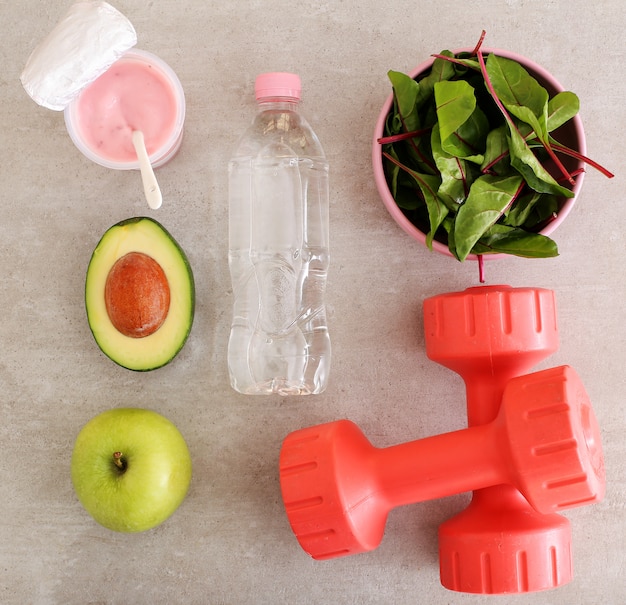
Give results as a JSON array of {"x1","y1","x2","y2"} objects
[{"x1": 1, "y1": 1, "x2": 624, "y2": 603}]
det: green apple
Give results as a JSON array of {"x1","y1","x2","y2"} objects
[{"x1": 71, "y1": 407, "x2": 192, "y2": 532}]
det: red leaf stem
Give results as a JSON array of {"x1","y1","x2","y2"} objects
[
  {"x1": 477, "y1": 254, "x2": 485, "y2": 283},
  {"x1": 382, "y1": 150, "x2": 416, "y2": 175},
  {"x1": 555, "y1": 168, "x2": 584, "y2": 184},
  {"x1": 568, "y1": 167, "x2": 586, "y2": 178},
  {"x1": 378, "y1": 128, "x2": 431, "y2": 145},
  {"x1": 543, "y1": 142, "x2": 576, "y2": 186},
  {"x1": 430, "y1": 54, "x2": 480, "y2": 70},
  {"x1": 471, "y1": 30, "x2": 487, "y2": 56},
  {"x1": 551, "y1": 143, "x2": 615, "y2": 179},
  {"x1": 482, "y1": 151, "x2": 508, "y2": 174},
  {"x1": 501, "y1": 179, "x2": 527, "y2": 218}
]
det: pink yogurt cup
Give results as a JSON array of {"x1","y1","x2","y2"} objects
[
  {"x1": 372, "y1": 48, "x2": 586, "y2": 261},
  {"x1": 64, "y1": 49, "x2": 185, "y2": 170}
]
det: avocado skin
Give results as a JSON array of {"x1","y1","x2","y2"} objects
[{"x1": 85, "y1": 217, "x2": 195, "y2": 371}]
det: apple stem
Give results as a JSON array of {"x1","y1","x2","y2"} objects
[{"x1": 113, "y1": 451, "x2": 127, "y2": 472}]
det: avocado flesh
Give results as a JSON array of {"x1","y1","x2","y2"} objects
[{"x1": 85, "y1": 217, "x2": 195, "y2": 371}]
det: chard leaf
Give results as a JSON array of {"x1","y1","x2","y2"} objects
[
  {"x1": 435, "y1": 80, "x2": 476, "y2": 143},
  {"x1": 400, "y1": 169, "x2": 447, "y2": 247},
  {"x1": 431, "y1": 123, "x2": 475, "y2": 208},
  {"x1": 384, "y1": 91, "x2": 435, "y2": 175},
  {"x1": 503, "y1": 191, "x2": 558, "y2": 228},
  {"x1": 472, "y1": 223, "x2": 559, "y2": 258},
  {"x1": 486, "y1": 54, "x2": 549, "y2": 141},
  {"x1": 394, "y1": 178, "x2": 423, "y2": 210},
  {"x1": 481, "y1": 124, "x2": 510, "y2": 173},
  {"x1": 415, "y1": 51, "x2": 456, "y2": 108},
  {"x1": 382, "y1": 152, "x2": 448, "y2": 248},
  {"x1": 382, "y1": 144, "x2": 401, "y2": 197},
  {"x1": 453, "y1": 173, "x2": 523, "y2": 261},
  {"x1": 484, "y1": 53, "x2": 576, "y2": 185},
  {"x1": 547, "y1": 91, "x2": 580, "y2": 132},
  {"x1": 388, "y1": 70, "x2": 421, "y2": 132},
  {"x1": 441, "y1": 216, "x2": 457, "y2": 257},
  {"x1": 449, "y1": 106, "x2": 488, "y2": 163},
  {"x1": 421, "y1": 175, "x2": 450, "y2": 248},
  {"x1": 434, "y1": 80, "x2": 487, "y2": 162},
  {"x1": 507, "y1": 127, "x2": 575, "y2": 197}
]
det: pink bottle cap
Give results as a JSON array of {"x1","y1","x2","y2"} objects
[{"x1": 255, "y1": 72, "x2": 301, "y2": 101}]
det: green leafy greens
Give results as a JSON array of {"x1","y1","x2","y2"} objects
[{"x1": 379, "y1": 33, "x2": 613, "y2": 262}]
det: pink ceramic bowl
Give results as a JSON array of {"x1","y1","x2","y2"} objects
[{"x1": 372, "y1": 48, "x2": 586, "y2": 261}]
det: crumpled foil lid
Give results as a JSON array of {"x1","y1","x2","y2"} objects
[{"x1": 20, "y1": 1, "x2": 137, "y2": 111}]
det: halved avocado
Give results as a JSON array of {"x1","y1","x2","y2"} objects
[{"x1": 85, "y1": 217, "x2": 195, "y2": 371}]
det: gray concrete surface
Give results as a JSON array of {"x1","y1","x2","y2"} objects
[{"x1": 1, "y1": 1, "x2": 624, "y2": 603}]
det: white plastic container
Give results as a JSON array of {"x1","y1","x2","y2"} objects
[
  {"x1": 64, "y1": 48, "x2": 185, "y2": 170},
  {"x1": 228, "y1": 72, "x2": 331, "y2": 395},
  {"x1": 21, "y1": 1, "x2": 184, "y2": 170}
]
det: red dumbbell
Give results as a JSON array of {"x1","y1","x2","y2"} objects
[
  {"x1": 423, "y1": 285, "x2": 605, "y2": 594},
  {"x1": 423, "y1": 285, "x2": 560, "y2": 425},
  {"x1": 280, "y1": 364, "x2": 603, "y2": 562}
]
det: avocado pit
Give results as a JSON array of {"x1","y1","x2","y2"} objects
[{"x1": 104, "y1": 251, "x2": 170, "y2": 338}]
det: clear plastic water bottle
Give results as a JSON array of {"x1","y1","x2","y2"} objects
[{"x1": 228, "y1": 72, "x2": 331, "y2": 395}]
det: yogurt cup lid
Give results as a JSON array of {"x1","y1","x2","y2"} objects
[{"x1": 20, "y1": 1, "x2": 137, "y2": 111}]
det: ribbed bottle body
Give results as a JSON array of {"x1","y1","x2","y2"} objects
[{"x1": 228, "y1": 101, "x2": 330, "y2": 395}]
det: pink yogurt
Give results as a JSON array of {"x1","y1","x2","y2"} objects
[{"x1": 64, "y1": 49, "x2": 185, "y2": 169}]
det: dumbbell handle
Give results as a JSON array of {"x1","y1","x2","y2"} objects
[
  {"x1": 465, "y1": 375, "x2": 509, "y2": 426},
  {"x1": 366, "y1": 421, "x2": 503, "y2": 507}
]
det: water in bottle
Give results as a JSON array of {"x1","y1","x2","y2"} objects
[{"x1": 228, "y1": 72, "x2": 331, "y2": 395}]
